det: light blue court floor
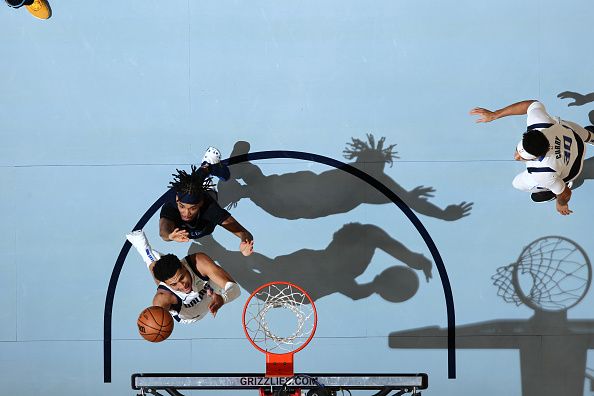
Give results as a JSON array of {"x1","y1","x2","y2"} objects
[{"x1": 1, "y1": 1, "x2": 594, "y2": 395}]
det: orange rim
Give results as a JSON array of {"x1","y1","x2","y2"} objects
[{"x1": 242, "y1": 281, "x2": 318, "y2": 356}]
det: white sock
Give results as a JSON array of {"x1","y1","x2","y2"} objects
[{"x1": 126, "y1": 230, "x2": 161, "y2": 267}]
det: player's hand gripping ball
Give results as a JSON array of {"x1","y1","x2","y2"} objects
[{"x1": 137, "y1": 306, "x2": 174, "y2": 342}]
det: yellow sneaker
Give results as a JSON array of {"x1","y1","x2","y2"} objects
[{"x1": 25, "y1": 0, "x2": 51, "y2": 19}]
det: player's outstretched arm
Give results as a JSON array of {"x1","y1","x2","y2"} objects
[
  {"x1": 403, "y1": 188, "x2": 473, "y2": 221},
  {"x1": 220, "y1": 215, "x2": 254, "y2": 256},
  {"x1": 192, "y1": 253, "x2": 241, "y2": 316},
  {"x1": 470, "y1": 100, "x2": 537, "y2": 123},
  {"x1": 555, "y1": 186, "x2": 573, "y2": 216},
  {"x1": 369, "y1": 174, "x2": 472, "y2": 220}
]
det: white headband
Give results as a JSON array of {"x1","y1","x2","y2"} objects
[{"x1": 516, "y1": 140, "x2": 537, "y2": 160}]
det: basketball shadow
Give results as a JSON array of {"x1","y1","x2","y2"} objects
[
  {"x1": 189, "y1": 222, "x2": 432, "y2": 303},
  {"x1": 218, "y1": 134, "x2": 473, "y2": 221}
]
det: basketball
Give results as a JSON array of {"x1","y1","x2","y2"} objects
[{"x1": 137, "y1": 306, "x2": 174, "y2": 342}]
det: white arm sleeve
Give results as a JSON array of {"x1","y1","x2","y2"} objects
[
  {"x1": 221, "y1": 282, "x2": 241, "y2": 304},
  {"x1": 527, "y1": 101, "x2": 556, "y2": 127},
  {"x1": 126, "y1": 230, "x2": 162, "y2": 267}
]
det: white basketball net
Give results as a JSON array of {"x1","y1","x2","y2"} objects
[{"x1": 244, "y1": 283, "x2": 316, "y2": 353}]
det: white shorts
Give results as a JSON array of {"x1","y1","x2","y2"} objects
[
  {"x1": 512, "y1": 171, "x2": 546, "y2": 193},
  {"x1": 512, "y1": 170, "x2": 572, "y2": 194}
]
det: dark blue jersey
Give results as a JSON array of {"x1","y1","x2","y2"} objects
[{"x1": 160, "y1": 193, "x2": 231, "y2": 239}]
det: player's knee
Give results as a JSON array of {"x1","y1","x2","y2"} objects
[{"x1": 512, "y1": 175, "x2": 527, "y2": 191}]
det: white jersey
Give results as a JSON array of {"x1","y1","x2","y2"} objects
[
  {"x1": 158, "y1": 257, "x2": 214, "y2": 324},
  {"x1": 522, "y1": 102, "x2": 587, "y2": 194}
]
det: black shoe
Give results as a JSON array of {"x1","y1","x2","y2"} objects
[
  {"x1": 208, "y1": 162, "x2": 231, "y2": 181},
  {"x1": 531, "y1": 191, "x2": 556, "y2": 203}
]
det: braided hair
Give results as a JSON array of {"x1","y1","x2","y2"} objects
[{"x1": 169, "y1": 165, "x2": 215, "y2": 202}]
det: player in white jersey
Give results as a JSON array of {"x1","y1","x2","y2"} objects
[
  {"x1": 127, "y1": 230, "x2": 241, "y2": 323},
  {"x1": 471, "y1": 100, "x2": 594, "y2": 215}
]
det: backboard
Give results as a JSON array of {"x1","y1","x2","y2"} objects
[
  {"x1": 131, "y1": 372, "x2": 428, "y2": 395},
  {"x1": 132, "y1": 283, "x2": 428, "y2": 396}
]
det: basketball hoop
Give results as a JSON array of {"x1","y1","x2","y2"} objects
[{"x1": 242, "y1": 282, "x2": 317, "y2": 378}]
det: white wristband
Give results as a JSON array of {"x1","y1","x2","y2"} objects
[{"x1": 221, "y1": 282, "x2": 241, "y2": 304}]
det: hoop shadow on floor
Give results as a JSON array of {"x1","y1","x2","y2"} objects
[{"x1": 389, "y1": 236, "x2": 594, "y2": 396}]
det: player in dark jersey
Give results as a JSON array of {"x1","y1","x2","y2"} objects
[{"x1": 160, "y1": 165, "x2": 254, "y2": 256}]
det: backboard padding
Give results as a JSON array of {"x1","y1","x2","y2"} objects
[{"x1": 132, "y1": 372, "x2": 428, "y2": 391}]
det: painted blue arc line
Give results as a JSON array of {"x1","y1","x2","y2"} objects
[
  {"x1": 103, "y1": 150, "x2": 456, "y2": 383},
  {"x1": 103, "y1": 188, "x2": 174, "y2": 383}
]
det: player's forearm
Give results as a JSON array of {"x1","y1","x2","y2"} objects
[
  {"x1": 159, "y1": 222, "x2": 174, "y2": 241},
  {"x1": 492, "y1": 100, "x2": 537, "y2": 120},
  {"x1": 556, "y1": 187, "x2": 572, "y2": 206},
  {"x1": 222, "y1": 216, "x2": 253, "y2": 241},
  {"x1": 557, "y1": 196, "x2": 571, "y2": 206},
  {"x1": 153, "y1": 293, "x2": 173, "y2": 310},
  {"x1": 236, "y1": 229, "x2": 253, "y2": 242}
]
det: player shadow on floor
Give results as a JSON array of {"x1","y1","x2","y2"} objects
[
  {"x1": 389, "y1": 236, "x2": 594, "y2": 396},
  {"x1": 188, "y1": 222, "x2": 432, "y2": 302},
  {"x1": 217, "y1": 134, "x2": 472, "y2": 221},
  {"x1": 572, "y1": 157, "x2": 594, "y2": 189},
  {"x1": 558, "y1": 90, "x2": 594, "y2": 189},
  {"x1": 558, "y1": 90, "x2": 594, "y2": 125}
]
